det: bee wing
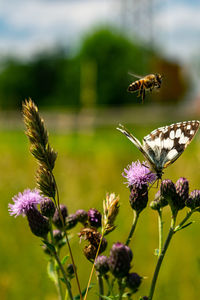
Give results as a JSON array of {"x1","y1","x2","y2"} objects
[
  {"x1": 128, "y1": 72, "x2": 143, "y2": 79},
  {"x1": 117, "y1": 124, "x2": 155, "y2": 167}
]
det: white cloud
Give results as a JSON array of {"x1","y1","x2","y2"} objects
[
  {"x1": 155, "y1": 4, "x2": 200, "y2": 32},
  {"x1": 153, "y1": 3, "x2": 200, "y2": 61},
  {"x1": 0, "y1": 0, "x2": 114, "y2": 58},
  {"x1": 0, "y1": 0, "x2": 200, "y2": 61}
]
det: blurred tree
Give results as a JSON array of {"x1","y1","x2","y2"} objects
[
  {"x1": 0, "y1": 27, "x2": 189, "y2": 109},
  {"x1": 150, "y1": 56, "x2": 189, "y2": 104},
  {"x1": 79, "y1": 28, "x2": 153, "y2": 106}
]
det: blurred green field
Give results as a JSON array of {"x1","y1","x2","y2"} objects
[{"x1": 1, "y1": 124, "x2": 200, "y2": 300}]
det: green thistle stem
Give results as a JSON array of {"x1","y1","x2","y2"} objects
[
  {"x1": 118, "y1": 279, "x2": 125, "y2": 300},
  {"x1": 49, "y1": 218, "x2": 64, "y2": 300},
  {"x1": 125, "y1": 210, "x2": 139, "y2": 246},
  {"x1": 148, "y1": 215, "x2": 177, "y2": 300},
  {"x1": 158, "y1": 209, "x2": 163, "y2": 255},
  {"x1": 53, "y1": 251, "x2": 73, "y2": 300},
  {"x1": 56, "y1": 268, "x2": 64, "y2": 300},
  {"x1": 98, "y1": 275, "x2": 104, "y2": 300},
  {"x1": 52, "y1": 174, "x2": 83, "y2": 300}
]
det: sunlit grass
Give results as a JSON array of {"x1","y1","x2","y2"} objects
[{"x1": 1, "y1": 126, "x2": 200, "y2": 300}]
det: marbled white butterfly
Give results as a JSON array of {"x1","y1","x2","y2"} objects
[{"x1": 117, "y1": 120, "x2": 200, "y2": 179}]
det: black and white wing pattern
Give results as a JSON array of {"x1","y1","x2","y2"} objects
[{"x1": 117, "y1": 120, "x2": 200, "y2": 178}]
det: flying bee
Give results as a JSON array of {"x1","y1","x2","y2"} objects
[{"x1": 128, "y1": 73, "x2": 162, "y2": 103}]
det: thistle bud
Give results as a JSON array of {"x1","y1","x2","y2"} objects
[
  {"x1": 94, "y1": 255, "x2": 109, "y2": 275},
  {"x1": 75, "y1": 209, "x2": 88, "y2": 224},
  {"x1": 160, "y1": 179, "x2": 178, "y2": 212},
  {"x1": 40, "y1": 198, "x2": 55, "y2": 218},
  {"x1": 26, "y1": 206, "x2": 49, "y2": 238},
  {"x1": 66, "y1": 214, "x2": 78, "y2": 230},
  {"x1": 150, "y1": 190, "x2": 168, "y2": 210},
  {"x1": 52, "y1": 205, "x2": 68, "y2": 228},
  {"x1": 53, "y1": 229, "x2": 63, "y2": 243},
  {"x1": 160, "y1": 179, "x2": 176, "y2": 199},
  {"x1": 175, "y1": 177, "x2": 189, "y2": 209},
  {"x1": 125, "y1": 272, "x2": 142, "y2": 293},
  {"x1": 186, "y1": 190, "x2": 200, "y2": 210},
  {"x1": 88, "y1": 208, "x2": 102, "y2": 228},
  {"x1": 129, "y1": 184, "x2": 148, "y2": 213},
  {"x1": 108, "y1": 242, "x2": 132, "y2": 278}
]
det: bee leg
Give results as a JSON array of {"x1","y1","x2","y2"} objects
[
  {"x1": 142, "y1": 88, "x2": 145, "y2": 104},
  {"x1": 137, "y1": 87, "x2": 142, "y2": 98}
]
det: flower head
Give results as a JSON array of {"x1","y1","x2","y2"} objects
[
  {"x1": 66, "y1": 214, "x2": 78, "y2": 230},
  {"x1": 175, "y1": 177, "x2": 189, "y2": 209},
  {"x1": 129, "y1": 184, "x2": 148, "y2": 213},
  {"x1": 88, "y1": 208, "x2": 102, "y2": 228},
  {"x1": 8, "y1": 189, "x2": 43, "y2": 217},
  {"x1": 94, "y1": 255, "x2": 109, "y2": 275},
  {"x1": 108, "y1": 242, "x2": 132, "y2": 278},
  {"x1": 125, "y1": 272, "x2": 142, "y2": 293},
  {"x1": 75, "y1": 209, "x2": 88, "y2": 224},
  {"x1": 52, "y1": 204, "x2": 68, "y2": 228},
  {"x1": 186, "y1": 190, "x2": 200, "y2": 210},
  {"x1": 122, "y1": 160, "x2": 156, "y2": 188},
  {"x1": 40, "y1": 198, "x2": 55, "y2": 218}
]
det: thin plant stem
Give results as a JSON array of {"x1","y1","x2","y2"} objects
[
  {"x1": 158, "y1": 209, "x2": 163, "y2": 255},
  {"x1": 56, "y1": 267, "x2": 64, "y2": 300},
  {"x1": 53, "y1": 251, "x2": 73, "y2": 300},
  {"x1": 148, "y1": 215, "x2": 177, "y2": 300},
  {"x1": 52, "y1": 174, "x2": 83, "y2": 300},
  {"x1": 48, "y1": 219, "x2": 64, "y2": 300},
  {"x1": 104, "y1": 276, "x2": 112, "y2": 296},
  {"x1": 84, "y1": 228, "x2": 105, "y2": 300},
  {"x1": 98, "y1": 275, "x2": 104, "y2": 300},
  {"x1": 118, "y1": 279, "x2": 125, "y2": 300},
  {"x1": 125, "y1": 210, "x2": 139, "y2": 246}
]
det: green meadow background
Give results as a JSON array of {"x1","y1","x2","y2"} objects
[{"x1": 1, "y1": 113, "x2": 200, "y2": 300}]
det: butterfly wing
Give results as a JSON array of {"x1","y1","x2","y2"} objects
[
  {"x1": 117, "y1": 124, "x2": 156, "y2": 168},
  {"x1": 143, "y1": 120, "x2": 200, "y2": 170}
]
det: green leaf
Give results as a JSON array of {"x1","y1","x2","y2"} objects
[
  {"x1": 73, "y1": 284, "x2": 95, "y2": 299},
  {"x1": 175, "y1": 221, "x2": 194, "y2": 232},
  {"x1": 99, "y1": 295, "x2": 118, "y2": 300},
  {"x1": 47, "y1": 260, "x2": 57, "y2": 284},
  {"x1": 43, "y1": 240, "x2": 56, "y2": 253},
  {"x1": 122, "y1": 292, "x2": 130, "y2": 298},
  {"x1": 61, "y1": 255, "x2": 69, "y2": 265}
]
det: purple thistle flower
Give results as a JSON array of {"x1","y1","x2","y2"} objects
[
  {"x1": 8, "y1": 189, "x2": 43, "y2": 217},
  {"x1": 122, "y1": 160, "x2": 156, "y2": 188},
  {"x1": 88, "y1": 208, "x2": 102, "y2": 228}
]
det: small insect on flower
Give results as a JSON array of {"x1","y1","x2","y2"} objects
[
  {"x1": 117, "y1": 120, "x2": 200, "y2": 181},
  {"x1": 128, "y1": 73, "x2": 162, "y2": 103}
]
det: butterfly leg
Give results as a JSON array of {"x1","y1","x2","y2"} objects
[{"x1": 142, "y1": 162, "x2": 150, "y2": 169}]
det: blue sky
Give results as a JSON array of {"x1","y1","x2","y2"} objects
[{"x1": 0, "y1": 0, "x2": 199, "y2": 63}]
